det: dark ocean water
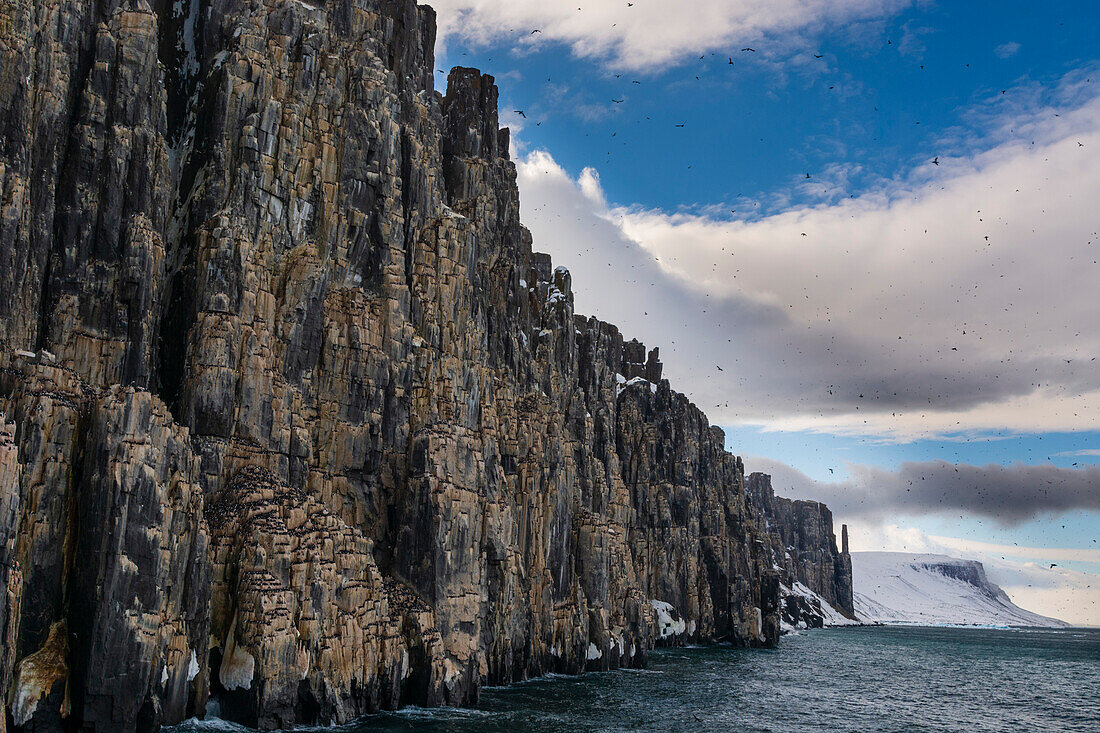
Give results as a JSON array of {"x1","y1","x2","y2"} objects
[{"x1": 175, "y1": 626, "x2": 1100, "y2": 732}]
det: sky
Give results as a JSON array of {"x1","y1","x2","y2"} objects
[{"x1": 430, "y1": 0, "x2": 1100, "y2": 625}]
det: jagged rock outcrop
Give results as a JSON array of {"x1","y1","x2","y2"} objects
[
  {"x1": 0, "y1": 0, "x2": 851, "y2": 730},
  {"x1": 746, "y1": 472, "x2": 855, "y2": 628}
]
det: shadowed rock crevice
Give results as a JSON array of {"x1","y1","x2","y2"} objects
[{"x1": 153, "y1": 0, "x2": 206, "y2": 147}]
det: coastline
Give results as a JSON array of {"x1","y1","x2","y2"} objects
[{"x1": 168, "y1": 626, "x2": 1100, "y2": 732}]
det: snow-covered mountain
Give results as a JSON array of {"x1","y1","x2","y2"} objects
[{"x1": 852, "y1": 552, "x2": 1068, "y2": 628}]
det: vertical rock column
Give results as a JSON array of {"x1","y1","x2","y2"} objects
[
  {"x1": 0, "y1": 416, "x2": 22, "y2": 733},
  {"x1": 1, "y1": 358, "x2": 88, "y2": 730},
  {"x1": 67, "y1": 388, "x2": 210, "y2": 731},
  {"x1": 835, "y1": 525, "x2": 854, "y2": 615},
  {"x1": 0, "y1": 358, "x2": 211, "y2": 731}
]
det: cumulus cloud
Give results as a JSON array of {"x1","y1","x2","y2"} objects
[
  {"x1": 429, "y1": 0, "x2": 915, "y2": 70},
  {"x1": 746, "y1": 455, "x2": 1100, "y2": 525},
  {"x1": 514, "y1": 70, "x2": 1100, "y2": 439}
]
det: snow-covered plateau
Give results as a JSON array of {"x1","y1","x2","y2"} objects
[{"x1": 850, "y1": 552, "x2": 1067, "y2": 628}]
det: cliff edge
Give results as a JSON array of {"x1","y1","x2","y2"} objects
[{"x1": 0, "y1": 1, "x2": 851, "y2": 729}]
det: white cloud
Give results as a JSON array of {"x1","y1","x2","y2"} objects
[
  {"x1": 994, "y1": 41, "x2": 1021, "y2": 59},
  {"x1": 926, "y1": 535, "x2": 1100, "y2": 565},
  {"x1": 430, "y1": 0, "x2": 915, "y2": 70},
  {"x1": 515, "y1": 72, "x2": 1100, "y2": 438},
  {"x1": 992, "y1": 564, "x2": 1098, "y2": 628}
]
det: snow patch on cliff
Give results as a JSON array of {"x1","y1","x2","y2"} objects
[
  {"x1": 627, "y1": 376, "x2": 658, "y2": 394},
  {"x1": 782, "y1": 580, "x2": 859, "y2": 627},
  {"x1": 617, "y1": 375, "x2": 657, "y2": 397},
  {"x1": 651, "y1": 599, "x2": 686, "y2": 638}
]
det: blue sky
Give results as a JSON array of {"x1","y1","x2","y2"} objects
[
  {"x1": 440, "y1": 1, "x2": 1099, "y2": 212},
  {"x1": 430, "y1": 0, "x2": 1100, "y2": 622}
]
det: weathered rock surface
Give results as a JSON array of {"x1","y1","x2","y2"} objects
[
  {"x1": 746, "y1": 472, "x2": 855, "y2": 627},
  {"x1": 0, "y1": 0, "x2": 853, "y2": 730}
]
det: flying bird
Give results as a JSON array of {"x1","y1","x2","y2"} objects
[
  {"x1": 932, "y1": 156, "x2": 940, "y2": 165},
  {"x1": 742, "y1": 48, "x2": 756, "y2": 52},
  {"x1": 531, "y1": 29, "x2": 541, "y2": 34},
  {"x1": 513, "y1": 110, "x2": 526, "y2": 118},
  {"x1": 675, "y1": 122, "x2": 686, "y2": 127}
]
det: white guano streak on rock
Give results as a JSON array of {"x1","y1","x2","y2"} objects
[
  {"x1": 10, "y1": 621, "x2": 68, "y2": 726},
  {"x1": 220, "y1": 619, "x2": 256, "y2": 691}
]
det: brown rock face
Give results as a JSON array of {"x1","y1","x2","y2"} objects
[
  {"x1": 0, "y1": 1, "x2": 852, "y2": 730},
  {"x1": 746, "y1": 472, "x2": 855, "y2": 626}
]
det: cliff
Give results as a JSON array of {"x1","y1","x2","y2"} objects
[
  {"x1": 0, "y1": 0, "x2": 851, "y2": 730},
  {"x1": 746, "y1": 473, "x2": 855, "y2": 628}
]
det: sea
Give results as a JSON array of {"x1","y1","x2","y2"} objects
[{"x1": 172, "y1": 626, "x2": 1100, "y2": 732}]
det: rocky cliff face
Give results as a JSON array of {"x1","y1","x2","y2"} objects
[
  {"x1": 0, "y1": 1, "x2": 850, "y2": 730},
  {"x1": 746, "y1": 473, "x2": 855, "y2": 628}
]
